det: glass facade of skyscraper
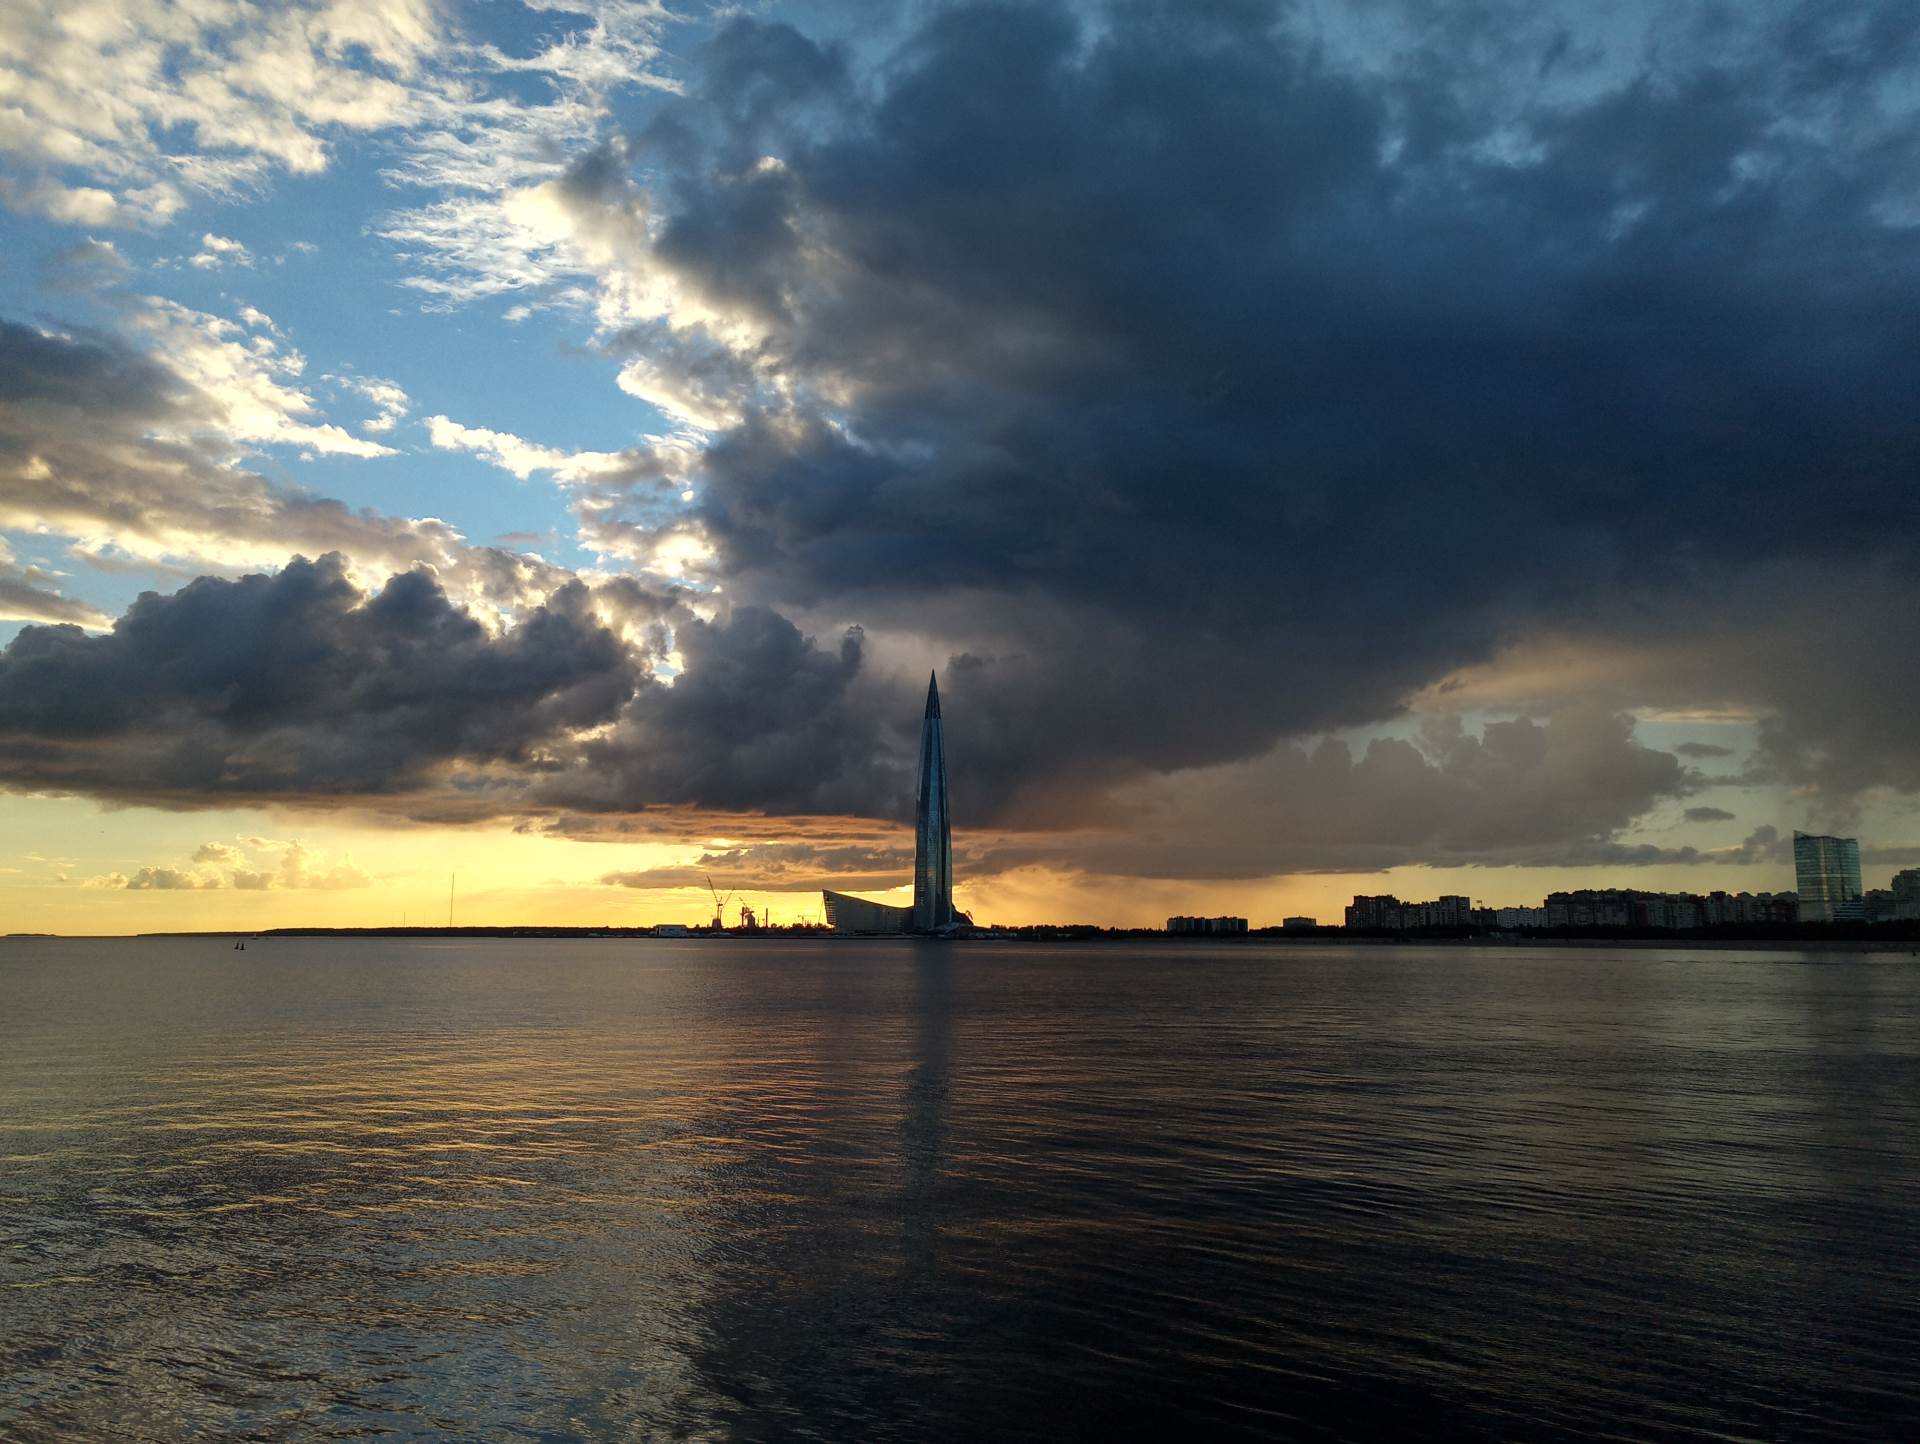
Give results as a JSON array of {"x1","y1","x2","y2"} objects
[
  {"x1": 825, "y1": 672, "x2": 960, "y2": 934},
  {"x1": 1793, "y1": 831, "x2": 1863, "y2": 922},
  {"x1": 911, "y1": 673, "x2": 955, "y2": 932}
]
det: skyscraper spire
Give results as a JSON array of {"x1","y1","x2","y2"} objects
[{"x1": 912, "y1": 670, "x2": 954, "y2": 931}]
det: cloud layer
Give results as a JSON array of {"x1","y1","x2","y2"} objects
[
  {"x1": 438, "y1": 0, "x2": 1920, "y2": 823},
  {"x1": 4, "y1": 0, "x2": 1920, "y2": 895}
]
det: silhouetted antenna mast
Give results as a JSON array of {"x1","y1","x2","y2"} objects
[{"x1": 448, "y1": 872, "x2": 455, "y2": 929}]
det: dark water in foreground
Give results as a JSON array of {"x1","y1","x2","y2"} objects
[{"x1": 2, "y1": 939, "x2": 1918, "y2": 1442}]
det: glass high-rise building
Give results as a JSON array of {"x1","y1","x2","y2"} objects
[
  {"x1": 822, "y1": 672, "x2": 960, "y2": 934},
  {"x1": 911, "y1": 672, "x2": 955, "y2": 932},
  {"x1": 1793, "y1": 831, "x2": 1862, "y2": 922}
]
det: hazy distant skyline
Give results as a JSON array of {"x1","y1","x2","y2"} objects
[{"x1": 2, "y1": 0, "x2": 1917, "y2": 930}]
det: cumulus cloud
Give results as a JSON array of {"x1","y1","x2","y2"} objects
[
  {"x1": 0, "y1": 554, "x2": 641, "y2": 808},
  {"x1": 188, "y1": 234, "x2": 255, "y2": 270},
  {"x1": 125, "y1": 866, "x2": 203, "y2": 890},
  {"x1": 539, "y1": 608, "x2": 896, "y2": 817},
  {"x1": 93, "y1": 837, "x2": 372, "y2": 891}
]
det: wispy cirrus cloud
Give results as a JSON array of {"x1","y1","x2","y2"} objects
[{"x1": 0, "y1": 0, "x2": 677, "y2": 237}]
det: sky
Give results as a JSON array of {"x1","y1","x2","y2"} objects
[{"x1": 1, "y1": 0, "x2": 1918, "y2": 933}]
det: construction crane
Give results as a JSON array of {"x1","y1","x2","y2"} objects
[{"x1": 706, "y1": 874, "x2": 734, "y2": 932}]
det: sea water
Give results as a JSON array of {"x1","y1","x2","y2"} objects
[{"x1": 2, "y1": 938, "x2": 1916, "y2": 1440}]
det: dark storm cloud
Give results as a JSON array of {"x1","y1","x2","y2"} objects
[
  {"x1": 0, "y1": 554, "x2": 637, "y2": 805},
  {"x1": 538, "y1": 609, "x2": 908, "y2": 817},
  {"x1": 560, "y1": 0, "x2": 1920, "y2": 825},
  {"x1": 1683, "y1": 807, "x2": 1736, "y2": 823},
  {"x1": 1674, "y1": 743, "x2": 1736, "y2": 760}
]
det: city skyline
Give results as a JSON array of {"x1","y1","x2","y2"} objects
[{"x1": 1, "y1": 0, "x2": 1918, "y2": 932}]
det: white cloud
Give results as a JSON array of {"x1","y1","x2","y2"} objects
[
  {"x1": 426, "y1": 412, "x2": 686, "y2": 486},
  {"x1": 0, "y1": 0, "x2": 451, "y2": 226},
  {"x1": 188, "y1": 233, "x2": 255, "y2": 269},
  {"x1": 126, "y1": 296, "x2": 396, "y2": 459},
  {"x1": 616, "y1": 354, "x2": 744, "y2": 433},
  {"x1": 426, "y1": 411, "x2": 720, "y2": 580},
  {"x1": 0, "y1": 177, "x2": 123, "y2": 226},
  {"x1": 327, "y1": 373, "x2": 411, "y2": 433}
]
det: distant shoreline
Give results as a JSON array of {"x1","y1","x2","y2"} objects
[{"x1": 5, "y1": 927, "x2": 1915, "y2": 951}]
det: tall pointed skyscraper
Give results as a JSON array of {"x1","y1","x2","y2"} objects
[
  {"x1": 820, "y1": 672, "x2": 962, "y2": 934},
  {"x1": 912, "y1": 671, "x2": 955, "y2": 931}
]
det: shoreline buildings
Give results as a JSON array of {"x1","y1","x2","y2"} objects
[
  {"x1": 1346, "y1": 894, "x2": 1473, "y2": 930},
  {"x1": 1167, "y1": 916, "x2": 1249, "y2": 935},
  {"x1": 823, "y1": 674, "x2": 964, "y2": 934},
  {"x1": 1793, "y1": 831, "x2": 1864, "y2": 922}
]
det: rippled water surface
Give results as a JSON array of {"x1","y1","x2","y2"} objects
[{"x1": 3, "y1": 938, "x2": 1918, "y2": 1441}]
